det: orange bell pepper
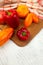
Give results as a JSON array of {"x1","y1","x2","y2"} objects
[
  {"x1": 32, "y1": 13, "x2": 39, "y2": 23},
  {"x1": 17, "y1": 4, "x2": 29, "y2": 18},
  {"x1": 24, "y1": 13, "x2": 33, "y2": 27},
  {"x1": 0, "y1": 28, "x2": 14, "y2": 46}
]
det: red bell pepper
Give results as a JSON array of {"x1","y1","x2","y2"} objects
[
  {"x1": 0, "y1": 11, "x2": 6, "y2": 24},
  {"x1": 17, "y1": 27, "x2": 30, "y2": 40},
  {"x1": 4, "y1": 9, "x2": 20, "y2": 29}
]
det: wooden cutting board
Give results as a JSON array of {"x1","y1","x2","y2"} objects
[{"x1": 0, "y1": 19, "x2": 43, "y2": 47}]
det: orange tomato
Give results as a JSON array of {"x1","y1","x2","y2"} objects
[
  {"x1": 16, "y1": 4, "x2": 29, "y2": 18},
  {"x1": 24, "y1": 13, "x2": 33, "y2": 27}
]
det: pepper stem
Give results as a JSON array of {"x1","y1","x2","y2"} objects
[
  {"x1": 6, "y1": 11, "x2": 11, "y2": 16},
  {"x1": 22, "y1": 32, "x2": 26, "y2": 36}
]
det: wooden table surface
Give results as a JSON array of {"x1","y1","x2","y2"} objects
[{"x1": 0, "y1": 19, "x2": 43, "y2": 47}]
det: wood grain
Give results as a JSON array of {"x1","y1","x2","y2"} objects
[{"x1": 0, "y1": 19, "x2": 43, "y2": 47}]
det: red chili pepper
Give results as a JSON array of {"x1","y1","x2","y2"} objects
[
  {"x1": 17, "y1": 27, "x2": 30, "y2": 41},
  {"x1": 4, "y1": 9, "x2": 20, "y2": 29}
]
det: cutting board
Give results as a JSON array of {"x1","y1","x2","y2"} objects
[{"x1": 0, "y1": 19, "x2": 43, "y2": 47}]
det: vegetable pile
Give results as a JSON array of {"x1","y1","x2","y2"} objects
[{"x1": 0, "y1": 4, "x2": 39, "y2": 46}]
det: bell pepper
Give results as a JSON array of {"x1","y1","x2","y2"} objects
[
  {"x1": 0, "y1": 28, "x2": 13, "y2": 46},
  {"x1": 17, "y1": 27, "x2": 30, "y2": 40},
  {"x1": 0, "y1": 11, "x2": 6, "y2": 24},
  {"x1": 4, "y1": 9, "x2": 20, "y2": 29}
]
